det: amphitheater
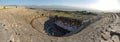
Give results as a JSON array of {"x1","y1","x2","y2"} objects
[{"x1": 0, "y1": 6, "x2": 120, "y2": 42}]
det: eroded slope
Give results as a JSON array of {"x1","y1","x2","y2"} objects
[{"x1": 0, "y1": 8, "x2": 120, "y2": 42}]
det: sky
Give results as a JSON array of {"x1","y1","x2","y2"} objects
[
  {"x1": 0, "y1": 0, "x2": 120, "y2": 12},
  {"x1": 0, "y1": 0, "x2": 95, "y2": 5}
]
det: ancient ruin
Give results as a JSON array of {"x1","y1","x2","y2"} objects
[
  {"x1": 0, "y1": 7, "x2": 120, "y2": 42},
  {"x1": 0, "y1": 6, "x2": 25, "y2": 9}
]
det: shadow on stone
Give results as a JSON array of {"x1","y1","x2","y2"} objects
[
  {"x1": 44, "y1": 16, "x2": 101, "y2": 37},
  {"x1": 44, "y1": 17, "x2": 70, "y2": 37}
]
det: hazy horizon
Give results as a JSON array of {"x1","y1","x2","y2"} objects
[{"x1": 0, "y1": 0, "x2": 120, "y2": 12}]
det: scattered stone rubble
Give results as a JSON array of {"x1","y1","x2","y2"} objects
[{"x1": 0, "y1": 8, "x2": 120, "y2": 42}]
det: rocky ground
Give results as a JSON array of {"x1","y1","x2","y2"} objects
[{"x1": 0, "y1": 8, "x2": 120, "y2": 42}]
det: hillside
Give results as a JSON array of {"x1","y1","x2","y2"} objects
[{"x1": 0, "y1": 8, "x2": 120, "y2": 42}]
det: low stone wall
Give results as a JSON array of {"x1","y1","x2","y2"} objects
[
  {"x1": 16, "y1": 6, "x2": 25, "y2": 8},
  {"x1": 5, "y1": 6, "x2": 17, "y2": 9},
  {"x1": 0, "y1": 6, "x2": 25, "y2": 9},
  {"x1": 0, "y1": 6, "x2": 4, "y2": 9}
]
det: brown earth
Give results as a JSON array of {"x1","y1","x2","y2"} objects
[{"x1": 0, "y1": 8, "x2": 120, "y2": 42}]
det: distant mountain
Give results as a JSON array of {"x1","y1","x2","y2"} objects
[
  {"x1": 25, "y1": 5, "x2": 106, "y2": 13},
  {"x1": 26, "y1": 5, "x2": 91, "y2": 11}
]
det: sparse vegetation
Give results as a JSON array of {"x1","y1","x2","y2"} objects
[{"x1": 0, "y1": 7, "x2": 120, "y2": 42}]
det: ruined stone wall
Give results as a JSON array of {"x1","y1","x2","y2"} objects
[
  {"x1": 0, "y1": 6, "x2": 25, "y2": 9},
  {"x1": 16, "y1": 6, "x2": 25, "y2": 8},
  {"x1": 0, "y1": 6, "x2": 4, "y2": 9},
  {"x1": 5, "y1": 6, "x2": 17, "y2": 9}
]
